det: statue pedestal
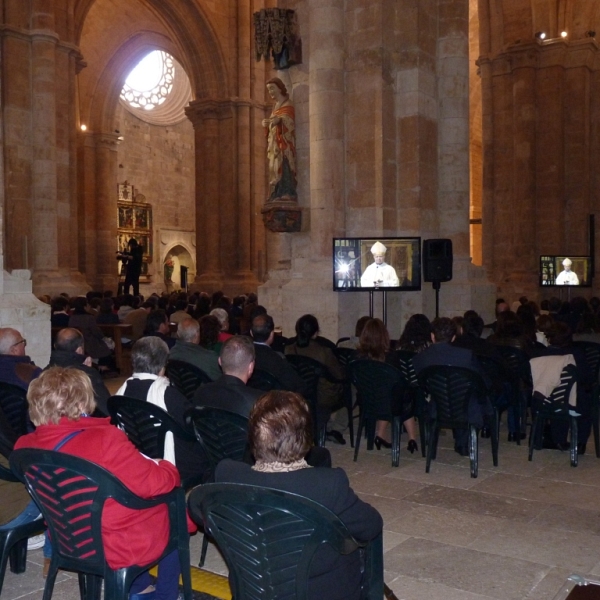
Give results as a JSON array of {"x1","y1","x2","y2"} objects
[{"x1": 261, "y1": 200, "x2": 302, "y2": 233}]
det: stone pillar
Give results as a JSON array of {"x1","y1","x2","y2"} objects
[
  {"x1": 435, "y1": 0, "x2": 494, "y2": 318},
  {"x1": 94, "y1": 133, "x2": 120, "y2": 291}
]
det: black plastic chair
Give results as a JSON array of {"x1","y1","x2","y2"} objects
[
  {"x1": 493, "y1": 346, "x2": 532, "y2": 442},
  {"x1": 333, "y1": 347, "x2": 357, "y2": 447},
  {"x1": 0, "y1": 383, "x2": 30, "y2": 437},
  {"x1": 185, "y1": 406, "x2": 250, "y2": 568},
  {"x1": 349, "y1": 359, "x2": 413, "y2": 467},
  {"x1": 188, "y1": 483, "x2": 384, "y2": 600},
  {"x1": 10, "y1": 448, "x2": 192, "y2": 600},
  {"x1": 107, "y1": 395, "x2": 204, "y2": 489},
  {"x1": 166, "y1": 359, "x2": 213, "y2": 401},
  {"x1": 528, "y1": 363, "x2": 579, "y2": 467},
  {"x1": 417, "y1": 366, "x2": 498, "y2": 478},
  {"x1": 572, "y1": 341, "x2": 600, "y2": 457},
  {"x1": 286, "y1": 354, "x2": 343, "y2": 447},
  {"x1": 247, "y1": 368, "x2": 285, "y2": 392},
  {"x1": 395, "y1": 350, "x2": 428, "y2": 457}
]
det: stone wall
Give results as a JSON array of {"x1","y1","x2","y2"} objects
[{"x1": 115, "y1": 104, "x2": 196, "y2": 293}]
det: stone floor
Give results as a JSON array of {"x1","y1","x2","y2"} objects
[{"x1": 3, "y1": 420, "x2": 600, "y2": 600}]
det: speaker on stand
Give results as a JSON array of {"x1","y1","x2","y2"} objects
[{"x1": 423, "y1": 239, "x2": 453, "y2": 318}]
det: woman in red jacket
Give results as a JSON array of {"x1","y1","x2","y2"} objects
[{"x1": 15, "y1": 367, "x2": 183, "y2": 600}]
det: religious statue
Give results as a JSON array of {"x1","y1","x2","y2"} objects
[{"x1": 262, "y1": 77, "x2": 297, "y2": 202}]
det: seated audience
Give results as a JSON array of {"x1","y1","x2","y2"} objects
[
  {"x1": 250, "y1": 314, "x2": 307, "y2": 395},
  {"x1": 0, "y1": 327, "x2": 42, "y2": 390},
  {"x1": 413, "y1": 317, "x2": 492, "y2": 456},
  {"x1": 193, "y1": 335, "x2": 261, "y2": 417},
  {"x1": 48, "y1": 328, "x2": 110, "y2": 415},
  {"x1": 169, "y1": 297, "x2": 191, "y2": 326},
  {"x1": 396, "y1": 313, "x2": 432, "y2": 353},
  {"x1": 356, "y1": 318, "x2": 418, "y2": 453},
  {"x1": 96, "y1": 297, "x2": 120, "y2": 325},
  {"x1": 210, "y1": 308, "x2": 234, "y2": 343},
  {"x1": 285, "y1": 314, "x2": 346, "y2": 443},
  {"x1": 123, "y1": 300, "x2": 153, "y2": 342},
  {"x1": 337, "y1": 316, "x2": 371, "y2": 349},
  {"x1": 199, "y1": 314, "x2": 223, "y2": 354},
  {"x1": 209, "y1": 390, "x2": 382, "y2": 600},
  {"x1": 117, "y1": 294, "x2": 135, "y2": 322},
  {"x1": 68, "y1": 297, "x2": 114, "y2": 370},
  {"x1": 50, "y1": 296, "x2": 70, "y2": 328},
  {"x1": 486, "y1": 310, "x2": 534, "y2": 356},
  {"x1": 169, "y1": 318, "x2": 221, "y2": 381},
  {"x1": 143, "y1": 309, "x2": 176, "y2": 349},
  {"x1": 117, "y1": 337, "x2": 210, "y2": 483},
  {"x1": 15, "y1": 367, "x2": 183, "y2": 600}
]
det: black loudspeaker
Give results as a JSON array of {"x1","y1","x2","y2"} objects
[{"x1": 423, "y1": 239, "x2": 453, "y2": 282}]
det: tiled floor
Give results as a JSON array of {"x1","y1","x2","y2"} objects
[{"x1": 4, "y1": 421, "x2": 600, "y2": 600}]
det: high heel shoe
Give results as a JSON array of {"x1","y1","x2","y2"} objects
[
  {"x1": 374, "y1": 436, "x2": 392, "y2": 450},
  {"x1": 407, "y1": 439, "x2": 418, "y2": 454}
]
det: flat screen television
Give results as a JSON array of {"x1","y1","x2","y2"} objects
[
  {"x1": 333, "y1": 237, "x2": 421, "y2": 291},
  {"x1": 539, "y1": 255, "x2": 593, "y2": 287}
]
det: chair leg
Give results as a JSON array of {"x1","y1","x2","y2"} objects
[
  {"x1": 42, "y1": 560, "x2": 59, "y2": 600},
  {"x1": 353, "y1": 414, "x2": 364, "y2": 462},
  {"x1": 593, "y1": 402, "x2": 600, "y2": 459},
  {"x1": 570, "y1": 417, "x2": 578, "y2": 468},
  {"x1": 469, "y1": 425, "x2": 479, "y2": 478},
  {"x1": 8, "y1": 538, "x2": 27, "y2": 574},
  {"x1": 346, "y1": 388, "x2": 355, "y2": 448},
  {"x1": 528, "y1": 413, "x2": 540, "y2": 462},
  {"x1": 199, "y1": 533, "x2": 210, "y2": 568},
  {"x1": 77, "y1": 573, "x2": 102, "y2": 600},
  {"x1": 391, "y1": 418, "x2": 401, "y2": 467},
  {"x1": 491, "y1": 409, "x2": 499, "y2": 467},
  {"x1": 425, "y1": 421, "x2": 437, "y2": 473}
]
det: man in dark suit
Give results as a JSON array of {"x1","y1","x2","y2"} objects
[
  {"x1": 250, "y1": 314, "x2": 307, "y2": 396},
  {"x1": 193, "y1": 335, "x2": 262, "y2": 417},
  {"x1": 413, "y1": 317, "x2": 492, "y2": 455}
]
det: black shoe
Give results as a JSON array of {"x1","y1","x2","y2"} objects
[
  {"x1": 508, "y1": 432, "x2": 527, "y2": 442},
  {"x1": 326, "y1": 430, "x2": 346, "y2": 445},
  {"x1": 578, "y1": 443, "x2": 586, "y2": 455},
  {"x1": 407, "y1": 439, "x2": 418, "y2": 454},
  {"x1": 374, "y1": 436, "x2": 392, "y2": 450},
  {"x1": 454, "y1": 445, "x2": 469, "y2": 457},
  {"x1": 481, "y1": 427, "x2": 491, "y2": 439}
]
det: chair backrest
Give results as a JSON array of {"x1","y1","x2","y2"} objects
[
  {"x1": 188, "y1": 483, "x2": 372, "y2": 600},
  {"x1": 0, "y1": 383, "x2": 30, "y2": 437},
  {"x1": 248, "y1": 368, "x2": 285, "y2": 392},
  {"x1": 417, "y1": 366, "x2": 487, "y2": 426},
  {"x1": 349, "y1": 359, "x2": 410, "y2": 418},
  {"x1": 10, "y1": 448, "x2": 184, "y2": 577},
  {"x1": 493, "y1": 346, "x2": 533, "y2": 386},
  {"x1": 166, "y1": 359, "x2": 213, "y2": 400},
  {"x1": 531, "y1": 362, "x2": 578, "y2": 413},
  {"x1": 394, "y1": 351, "x2": 419, "y2": 387},
  {"x1": 107, "y1": 395, "x2": 195, "y2": 459},
  {"x1": 285, "y1": 354, "x2": 324, "y2": 403},
  {"x1": 185, "y1": 406, "x2": 249, "y2": 468},
  {"x1": 571, "y1": 341, "x2": 600, "y2": 380},
  {"x1": 333, "y1": 347, "x2": 357, "y2": 370}
]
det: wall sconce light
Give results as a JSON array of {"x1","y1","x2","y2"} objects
[
  {"x1": 80, "y1": 124, "x2": 87, "y2": 131},
  {"x1": 560, "y1": 31, "x2": 568, "y2": 38},
  {"x1": 535, "y1": 32, "x2": 547, "y2": 40}
]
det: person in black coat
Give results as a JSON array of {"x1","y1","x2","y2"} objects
[
  {"x1": 117, "y1": 238, "x2": 143, "y2": 296},
  {"x1": 211, "y1": 390, "x2": 382, "y2": 600},
  {"x1": 413, "y1": 317, "x2": 492, "y2": 455},
  {"x1": 48, "y1": 328, "x2": 110, "y2": 416}
]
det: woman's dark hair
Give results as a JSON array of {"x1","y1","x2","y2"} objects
[
  {"x1": 516, "y1": 304, "x2": 536, "y2": 342},
  {"x1": 71, "y1": 297, "x2": 88, "y2": 314},
  {"x1": 249, "y1": 391, "x2": 312, "y2": 463},
  {"x1": 295, "y1": 314, "x2": 319, "y2": 348},
  {"x1": 397, "y1": 313, "x2": 432, "y2": 352},
  {"x1": 98, "y1": 298, "x2": 114, "y2": 314},
  {"x1": 51, "y1": 296, "x2": 69, "y2": 312},
  {"x1": 357, "y1": 318, "x2": 389, "y2": 361},
  {"x1": 199, "y1": 315, "x2": 221, "y2": 348},
  {"x1": 536, "y1": 314, "x2": 554, "y2": 335},
  {"x1": 546, "y1": 321, "x2": 572, "y2": 347},
  {"x1": 495, "y1": 311, "x2": 523, "y2": 338}
]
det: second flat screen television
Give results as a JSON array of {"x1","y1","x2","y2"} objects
[{"x1": 333, "y1": 237, "x2": 421, "y2": 291}]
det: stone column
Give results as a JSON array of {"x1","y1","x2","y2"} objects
[
  {"x1": 436, "y1": 0, "x2": 494, "y2": 318},
  {"x1": 94, "y1": 133, "x2": 120, "y2": 291}
]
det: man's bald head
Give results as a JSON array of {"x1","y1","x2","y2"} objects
[
  {"x1": 0, "y1": 328, "x2": 26, "y2": 356},
  {"x1": 55, "y1": 328, "x2": 85, "y2": 354},
  {"x1": 178, "y1": 318, "x2": 200, "y2": 343}
]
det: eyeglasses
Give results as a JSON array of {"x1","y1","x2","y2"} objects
[{"x1": 11, "y1": 339, "x2": 26, "y2": 348}]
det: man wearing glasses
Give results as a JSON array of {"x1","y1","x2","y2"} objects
[{"x1": 0, "y1": 328, "x2": 42, "y2": 390}]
